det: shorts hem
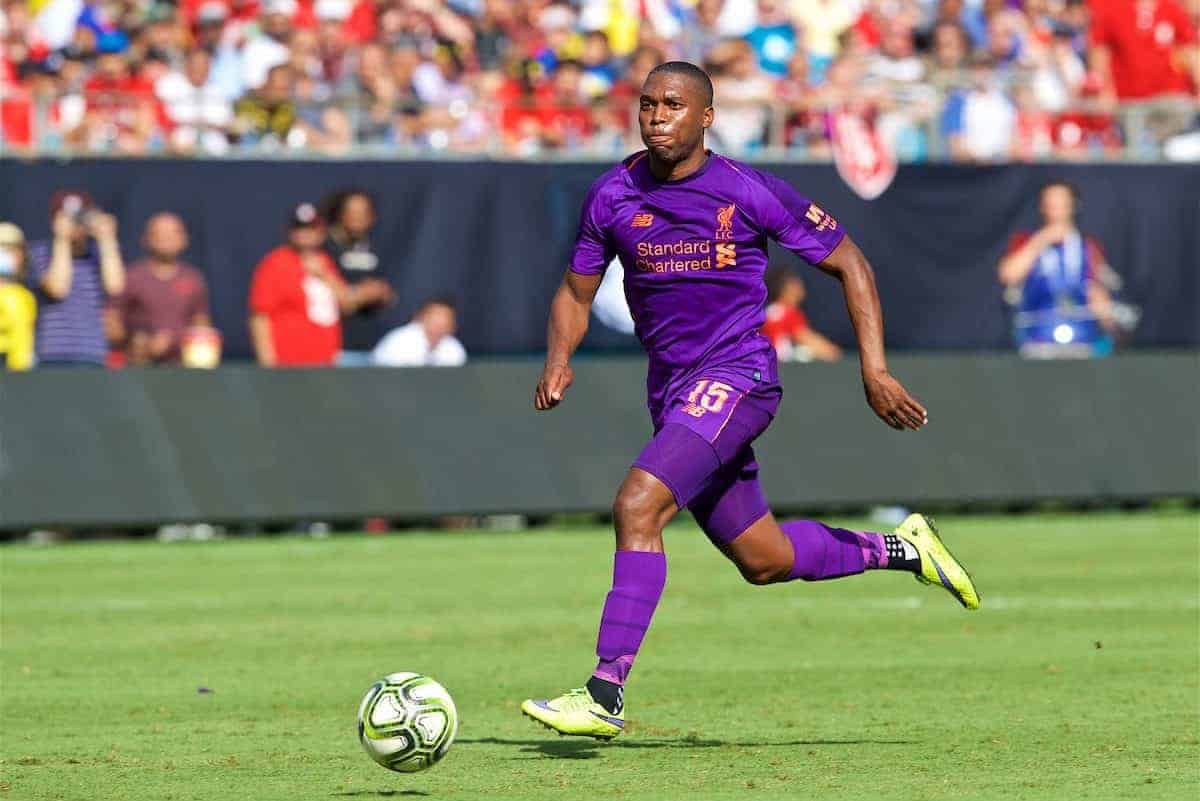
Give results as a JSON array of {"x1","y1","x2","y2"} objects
[{"x1": 631, "y1": 459, "x2": 687, "y2": 509}]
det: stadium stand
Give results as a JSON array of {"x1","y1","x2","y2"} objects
[{"x1": 1, "y1": 0, "x2": 1196, "y2": 159}]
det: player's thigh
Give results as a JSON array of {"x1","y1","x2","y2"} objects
[
  {"x1": 688, "y1": 451, "x2": 794, "y2": 578},
  {"x1": 634, "y1": 377, "x2": 780, "y2": 509}
]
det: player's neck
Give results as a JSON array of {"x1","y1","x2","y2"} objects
[{"x1": 648, "y1": 148, "x2": 710, "y2": 183}]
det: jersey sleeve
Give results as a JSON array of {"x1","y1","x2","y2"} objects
[
  {"x1": 752, "y1": 170, "x2": 846, "y2": 265},
  {"x1": 569, "y1": 176, "x2": 616, "y2": 276}
]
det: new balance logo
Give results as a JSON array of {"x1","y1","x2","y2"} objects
[
  {"x1": 631, "y1": 213, "x2": 654, "y2": 228},
  {"x1": 716, "y1": 243, "x2": 737, "y2": 268}
]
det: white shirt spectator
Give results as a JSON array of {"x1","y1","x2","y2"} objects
[
  {"x1": 373, "y1": 321, "x2": 467, "y2": 367},
  {"x1": 156, "y1": 70, "x2": 234, "y2": 154},
  {"x1": 241, "y1": 28, "x2": 290, "y2": 90},
  {"x1": 961, "y1": 86, "x2": 1016, "y2": 160}
]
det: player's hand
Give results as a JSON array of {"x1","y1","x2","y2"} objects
[
  {"x1": 534, "y1": 362, "x2": 573, "y2": 411},
  {"x1": 863, "y1": 370, "x2": 928, "y2": 431}
]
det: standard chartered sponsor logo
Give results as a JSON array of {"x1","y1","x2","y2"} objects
[{"x1": 635, "y1": 239, "x2": 736, "y2": 272}]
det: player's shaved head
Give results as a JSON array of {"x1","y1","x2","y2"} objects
[{"x1": 645, "y1": 61, "x2": 714, "y2": 107}]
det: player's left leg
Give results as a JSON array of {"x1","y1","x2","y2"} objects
[{"x1": 690, "y1": 458, "x2": 980, "y2": 609}]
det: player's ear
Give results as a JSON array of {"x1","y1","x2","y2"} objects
[{"x1": 702, "y1": 106, "x2": 714, "y2": 130}]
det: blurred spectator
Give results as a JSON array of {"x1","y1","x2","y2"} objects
[
  {"x1": 114, "y1": 213, "x2": 213, "y2": 366},
  {"x1": 943, "y1": 56, "x2": 1016, "y2": 161},
  {"x1": 319, "y1": 188, "x2": 395, "y2": 358},
  {"x1": 745, "y1": 0, "x2": 798, "y2": 77},
  {"x1": 0, "y1": 0, "x2": 1194, "y2": 160},
  {"x1": 793, "y1": 0, "x2": 861, "y2": 72},
  {"x1": 232, "y1": 63, "x2": 298, "y2": 146},
  {"x1": 249, "y1": 202, "x2": 389, "y2": 367},
  {"x1": 0, "y1": 222, "x2": 36, "y2": 371},
  {"x1": 708, "y1": 39, "x2": 773, "y2": 152},
  {"x1": 373, "y1": 297, "x2": 466, "y2": 367},
  {"x1": 1089, "y1": 0, "x2": 1197, "y2": 101},
  {"x1": 762, "y1": 267, "x2": 842, "y2": 363},
  {"x1": 156, "y1": 48, "x2": 234, "y2": 155},
  {"x1": 67, "y1": 42, "x2": 163, "y2": 153},
  {"x1": 27, "y1": 191, "x2": 125, "y2": 367},
  {"x1": 870, "y1": 18, "x2": 926, "y2": 84},
  {"x1": 580, "y1": 30, "x2": 618, "y2": 98},
  {"x1": 997, "y1": 180, "x2": 1123, "y2": 358},
  {"x1": 242, "y1": 0, "x2": 295, "y2": 91}
]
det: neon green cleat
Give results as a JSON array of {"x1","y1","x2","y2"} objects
[
  {"x1": 894, "y1": 514, "x2": 981, "y2": 610},
  {"x1": 520, "y1": 688, "x2": 624, "y2": 740}
]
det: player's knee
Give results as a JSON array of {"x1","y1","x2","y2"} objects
[
  {"x1": 613, "y1": 479, "x2": 671, "y2": 547},
  {"x1": 736, "y1": 557, "x2": 791, "y2": 586}
]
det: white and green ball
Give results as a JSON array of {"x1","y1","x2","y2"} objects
[{"x1": 357, "y1": 672, "x2": 458, "y2": 773}]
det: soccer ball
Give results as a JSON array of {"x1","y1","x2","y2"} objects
[{"x1": 357, "y1": 672, "x2": 458, "y2": 773}]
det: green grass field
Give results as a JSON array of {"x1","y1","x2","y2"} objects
[{"x1": 2, "y1": 511, "x2": 1198, "y2": 801}]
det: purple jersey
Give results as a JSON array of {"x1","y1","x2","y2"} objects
[{"x1": 570, "y1": 151, "x2": 846, "y2": 418}]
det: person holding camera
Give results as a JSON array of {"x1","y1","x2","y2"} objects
[{"x1": 27, "y1": 191, "x2": 126, "y2": 367}]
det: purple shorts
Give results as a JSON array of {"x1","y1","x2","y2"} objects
[{"x1": 633, "y1": 375, "x2": 782, "y2": 544}]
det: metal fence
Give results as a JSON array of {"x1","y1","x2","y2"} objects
[{"x1": 3, "y1": 82, "x2": 1197, "y2": 162}]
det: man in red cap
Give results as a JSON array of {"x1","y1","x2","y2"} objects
[{"x1": 248, "y1": 202, "x2": 390, "y2": 366}]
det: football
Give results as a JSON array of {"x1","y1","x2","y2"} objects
[{"x1": 357, "y1": 672, "x2": 458, "y2": 773}]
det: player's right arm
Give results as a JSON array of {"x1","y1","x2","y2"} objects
[
  {"x1": 535, "y1": 270, "x2": 602, "y2": 410},
  {"x1": 535, "y1": 173, "x2": 615, "y2": 411}
]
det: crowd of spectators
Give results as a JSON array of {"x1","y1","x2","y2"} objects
[
  {"x1": 0, "y1": 188, "x2": 468, "y2": 370},
  {"x1": 0, "y1": 172, "x2": 1138, "y2": 372},
  {"x1": 1, "y1": 0, "x2": 1197, "y2": 160}
]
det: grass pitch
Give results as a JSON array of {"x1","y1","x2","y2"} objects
[{"x1": 2, "y1": 511, "x2": 1198, "y2": 801}]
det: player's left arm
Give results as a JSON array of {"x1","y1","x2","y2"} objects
[{"x1": 816, "y1": 236, "x2": 928, "y2": 431}]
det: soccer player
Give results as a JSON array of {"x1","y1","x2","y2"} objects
[{"x1": 521, "y1": 62, "x2": 980, "y2": 740}]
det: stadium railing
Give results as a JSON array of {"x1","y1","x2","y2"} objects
[{"x1": 3, "y1": 86, "x2": 1196, "y2": 162}]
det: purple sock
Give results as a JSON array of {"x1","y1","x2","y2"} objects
[
  {"x1": 592, "y1": 550, "x2": 667, "y2": 685},
  {"x1": 782, "y1": 520, "x2": 887, "y2": 581}
]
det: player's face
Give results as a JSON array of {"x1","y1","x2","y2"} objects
[{"x1": 638, "y1": 73, "x2": 712, "y2": 163}]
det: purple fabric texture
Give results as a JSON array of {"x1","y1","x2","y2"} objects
[
  {"x1": 569, "y1": 151, "x2": 845, "y2": 418},
  {"x1": 593, "y1": 550, "x2": 667, "y2": 685},
  {"x1": 783, "y1": 520, "x2": 887, "y2": 581}
]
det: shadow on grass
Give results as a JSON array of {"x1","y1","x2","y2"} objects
[{"x1": 457, "y1": 736, "x2": 916, "y2": 760}]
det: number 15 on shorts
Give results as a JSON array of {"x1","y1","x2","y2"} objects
[{"x1": 684, "y1": 380, "x2": 736, "y2": 417}]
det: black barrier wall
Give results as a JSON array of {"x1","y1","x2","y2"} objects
[
  {"x1": 2, "y1": 160, "x2": 1198, "y2": 359},
  {"x1": 1, "y1": 354, "x2": 1196, "y2": 530}
]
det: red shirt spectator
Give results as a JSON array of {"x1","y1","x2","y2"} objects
[
  {"x1": 1089, "y1": 0, "x2": 1198, "y2": 99},
  {"x1": 762, "y1": 268, "x2": 842, "y2": 362},
  {"x1": 763, "y1": 302, "x2": 810, "y2": 348},
  {"x1": 249, "y1": 205, "x2": 347, "y2": 366},
  {"x1": 0, "y1": 83, "x2": 33, "y2": 149}
]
